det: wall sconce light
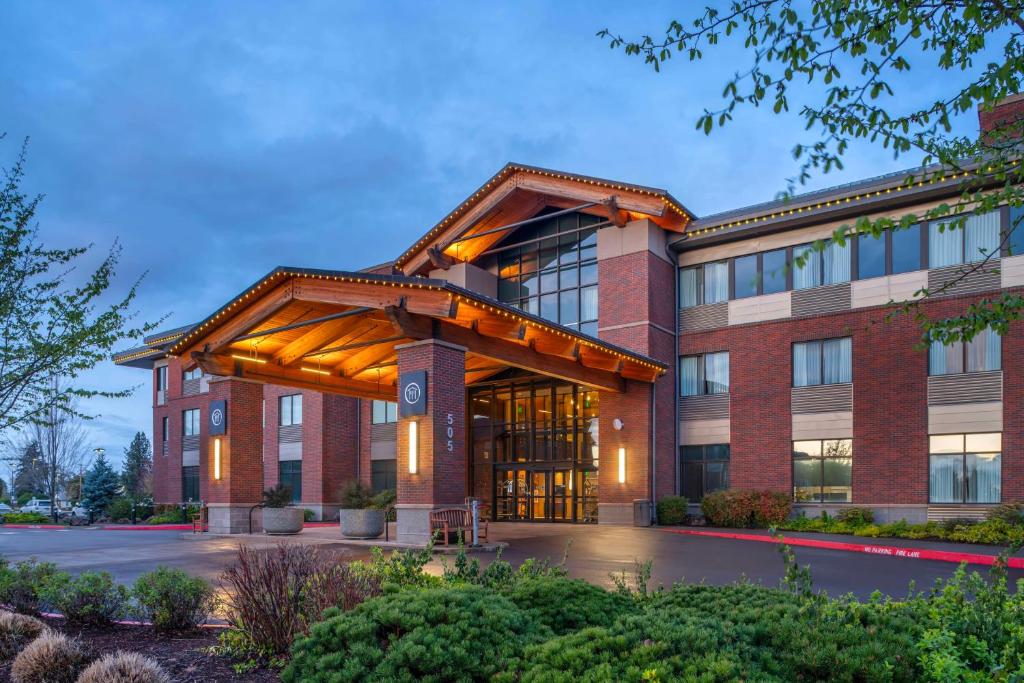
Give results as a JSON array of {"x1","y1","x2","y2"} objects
[
  {"x1": 213, "y1": 437, "x2": 222, "y2": 480},
  {"x1": 408, "y1": 421, "x2": 418, "y2": 474},
  {"x1": 617, "y1": 447, "x2": 626, "y2": 484}
]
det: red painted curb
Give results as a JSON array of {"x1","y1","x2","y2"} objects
[{"x1": 662, "y1": 528, "x2": 1024, "y2": 569}]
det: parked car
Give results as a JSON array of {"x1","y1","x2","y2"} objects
[
  {"x1": 0, "y1": 502, "x2": 13, "y2": 515},
  {"x1": 20, "y1": 498, "x2": 52, "y2": 516}
]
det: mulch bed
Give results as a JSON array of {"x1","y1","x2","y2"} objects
[{"x1": 0, "y1": 618, "x2": 279, "y2": 683}]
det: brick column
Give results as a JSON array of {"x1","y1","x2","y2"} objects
[
  {"x1": 394, "y1": 339, "x2": 466, "y2": 545},
  {"x1": 206, "y1": 377, "x2": 264, "y2": 534}
]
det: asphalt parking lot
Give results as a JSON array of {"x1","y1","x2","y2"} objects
[{"x1": 3, "y1": 523, "x2": 1020, "y2": 598}]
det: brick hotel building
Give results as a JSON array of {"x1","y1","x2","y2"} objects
[{"x1": 115, "y1": 98, "x2": 1024, "y2": 540}]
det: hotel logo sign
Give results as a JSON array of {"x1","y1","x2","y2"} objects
[
  {"x1": 400, "y1": 370, "x2": 427, "y2": 417},
  {"x1": 209, "y1": 399, "x2": 227, "y2": 435}
]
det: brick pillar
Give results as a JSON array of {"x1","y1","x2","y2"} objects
[
  {"x1": 206, "y1": 377, "x2": 264, "y2": 534},
  {"x1": 394, "y1": 339, "x2": 466, "y2": 545},
  {"x1": 598, "y1": 381, "x2": 654, "y2": 524}
]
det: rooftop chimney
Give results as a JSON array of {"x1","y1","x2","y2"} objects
[{"x1": 979, "y1": 93, "x2": 1024, "y2": 144}]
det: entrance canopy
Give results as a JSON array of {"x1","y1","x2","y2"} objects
[{"x1": 170, "y1": 267, "x2": 667, "y2": 398}]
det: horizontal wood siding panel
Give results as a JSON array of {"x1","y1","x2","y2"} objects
[
  {"x1": 679, "y1": 418, "x2": 730, "y2": 445},
  {"x1": 791, "y1": 384, "x2": 853, "y2": 414},
  {"x1": 791, "y1": 411, "x2": 853, "y2": 440},
  {"x1": 1001, "y1": 254, "x2": 1024, "y2": 288},
  {"x1": 927, "y1": 506, "x2": 990, "y2": 522},
  {"x1": 927, "y1": 372, "x2": 1003, "y2": 406},
  {"x1": 371, "y1": 440, "x2": 397, "y2": 460},
  {"x1": 370, "y1": 422, "x2": 398, "y2": 442},
  {"x1": 679, "y1": 394, "x2": 730, "y2": 420},
  {"x1": 928, "y1": 401, "x2": 1003, "y2": 434},
  {"x1": 182, "y1": 450, "x2": 199, "y2": 467},
  {"x1": 278, "y1": 423, "x2": 303, "y2": 444},
  {"x1": 182, "y1": 378, "x2": 201, "y2": 396},
  {"x1": 679, "y1": 302, "x2": 728, "y2": 332},
  {"x1": 182, "y1": 434, "x2": 200, "y2": 451},
  {"x1": 791, "y1": 283, "x2": 851, "y2": 318},
  {"x1": 927, "y1": 263, "x2": 1001, "y2": 298}
]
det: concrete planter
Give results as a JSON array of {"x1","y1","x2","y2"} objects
[
  {"x1": 262, "y1": 507, "x2": 304, "y2": 535},
  {"x1": 340, "y1": 508, "x2": 385, "y2": 539}
]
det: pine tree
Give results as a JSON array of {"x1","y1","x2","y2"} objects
[
  {"x1": 81, "y1": 453, "x2": 120, "y2": 513},
  {"x1": 121, "y1": 431, "x2": 152, "y2": 501}
]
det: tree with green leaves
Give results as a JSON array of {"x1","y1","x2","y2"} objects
[
  {"x1": 600, "y1": 1, "x2": 1024, "y2": 345},
  {"x1": 81, "y1": 452, "x2": 120, "y2": 515},
  {"x1": 0, "y1": 136, "x2": 154, "y2": 433},
  {"x1": 121, "y1": 431, "x2": 152, "y2": 501}
]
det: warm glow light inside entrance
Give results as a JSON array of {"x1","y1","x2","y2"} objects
[
  {"x1": 214, "y1": 438, "x2": 222, "y2": 480},
  {"x1": 408, "y1": 421, "x2": 418, "y2": 474},
  {"x1": 617, "y1": 447, "x2": 625, "y2": 483}
]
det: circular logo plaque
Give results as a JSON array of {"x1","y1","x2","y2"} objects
[
  {"x1": 404, "y1": 382, "x2": 421, "y2": 405},
  {"x1": 211, "y1": 407, "x2": 224, "y2": 427}
]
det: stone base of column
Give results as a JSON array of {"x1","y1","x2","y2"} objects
[
  {"x1": 597, "y1": 502, "x2": 634, "y2": 526},
  {"x1": 208, "y1": 503, "x2": 262, "y2": 534},
  {"x1": 395, "y1": 504, "x2": 434, "y2": 546}
]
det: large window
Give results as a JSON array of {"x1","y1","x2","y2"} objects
[
  {"x1": 929, "y1": 210, "x2": 1001, "y2": 267},
  {"x1": 495, "y1": 211, "x2": 600, "y2": 336},
  {"x1": 279, "y1": 394, "x2": 302, "y2": 426},
  {"x1": 793, "y1": 439, "x2": 852, "y2": 502},
  {"x1": 679, "y1": 352, "x2": 729, "y2": 396},
  {"x1": 793, "y1": 239, "x2": 851, "y2": 289},
  {"x1": 855, "y1": 225, "x2": 923, "y2": 279},
  {"x1": 278, "y1": 461, "x2": 302, "y2": 503},
  {"x1": 679, "y1": 261, "x2": 729, "y2": 308},
  {"x1": 371, "y1": 459, "x2": 397, "y2": 493},
  {"x1": 161, "y1": 416, "x2": 169, "y2": 445},
  {"x1": 1008, "y1": 205, "x2": 1024, "y2": 257},
  {"x1": 182, "y1": 367, "x2": 202, "y2": 381},
  {"x1": 371, "y1": 400, "x2": 398, "y2": 425},
  {"x1": 680, "y1": 444, "x2": 729, "y2": 500},
  {"x1": 156, "y1": 366, "x2": 168, "y2": 392},
  {"x1": 793, "y1": 338, "x2": 852, "y2": 387},
  {"x1": 928, "y1": 329, "x2": 1001, "y2": 375},
  {"x1": 182, "y1": 409, "x2": 200, "y2": 436},
  {"x1": 929, "y1": 433, "x2": 1001, "y2": 504},
  {"x1": 182, "y1": 466, "x2": 199, "y2": 502}
]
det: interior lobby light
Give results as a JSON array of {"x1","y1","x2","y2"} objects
[
  {"x1": 617, "y1": 447, "x2": 626, "y2": 484},
  {"x1": 301, "y1": 366, "x2": 330, "y2": 376},
  {"x1": 214, "y1": 438, "x2": 222, "y2": 480},
  {"x1": 408, "y1": 421, "x2": 418, "y2": 474}
]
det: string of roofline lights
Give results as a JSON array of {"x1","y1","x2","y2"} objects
[
  {"x1": 394, "y1": 165, "x2": 691, "y2": 267},
  {"x1": 688, "y1": 161, "x2": 1023, "y2": 239},
  {"x1": 166, "y1": 271, "x2": 667, "y2": 374}
]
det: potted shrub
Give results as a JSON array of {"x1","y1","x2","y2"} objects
[
  {"x1": 338, "y1": 481, "x2": 395, "y2": 539},
  {"x1": 261, "y1": 484, "x2": 304, "y2": 535}
]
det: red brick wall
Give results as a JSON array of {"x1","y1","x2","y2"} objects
[
  {"x1": 151, "y1": 357, "x2": 204, "y2": 505},
  {"x1": 395, "y1": 340, "x2": 466, "y2": 506},
  {"x1": 206, "y1": 378, "x2": 264, "y2": 505},
  {"x1": 317, "y1": 393, "x2": 359, "y2": 503},
  {"x1": 979, "y1": 94, "x2": 1024, "y2": 141}
]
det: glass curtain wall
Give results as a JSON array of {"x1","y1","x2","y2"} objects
[{"x1": 469, "y1": 377, "x2": 599, "y2": 523}]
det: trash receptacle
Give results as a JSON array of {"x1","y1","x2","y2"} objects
[{"x1": 633, "y1": 499, "x2": 653, "y2": 527}]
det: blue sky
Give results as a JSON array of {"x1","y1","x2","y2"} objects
[{"x1": 0, "y1": 2, "x2": 985, "y2": 470}]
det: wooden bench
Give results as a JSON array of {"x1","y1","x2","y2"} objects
[{"x1": 429, "y1": 507, "x2": 488, "y2": 546}]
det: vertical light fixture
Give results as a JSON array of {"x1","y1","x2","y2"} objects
[
  {"x1": 617, "y1": 447, "x2": 626, "y2": 484},
  {"x1": 213, "y1": 437, "x2": 222, "y2": 480},
  {"x1": 408, "y1": 421, "x2": 418, "y2": 474}
]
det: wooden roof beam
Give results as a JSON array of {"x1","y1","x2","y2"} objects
[
  {"x1": 602, "y1": 196, "x2": 628, "y2": 228},
  {"x1": 271, "y1": 310, "x2": 378, "y2": 366},
  {"x1": 181, "y1": 281, "x2": 294, "y2": 362}
]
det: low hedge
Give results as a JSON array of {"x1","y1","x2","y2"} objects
[
  {"x1": 781, "y1": 510, "x2": 1024, "y2": 545},
  {"x1": 701, "y1": 489, "x2": 792, "y2": 527},
  {"x1": 0, "y1": 513, "x2": 52, "y2": 525},
  {"x1": 506, "y1": 577, "x2": 630, "y2": 635},
  {"x1": 655, "y1": 496, "x2": 688, "y2": 525}
]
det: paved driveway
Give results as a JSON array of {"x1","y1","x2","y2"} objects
[{"x1": 2, "y1": 523, "x2": 1018, "y2": 598}]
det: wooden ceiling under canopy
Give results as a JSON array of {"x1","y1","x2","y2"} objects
[
  {"x1": 396, "y1": 163, "x2": 693, "y2": 275},
  {"x1": 170, "y1": 268, "x2": 668, "y2": 400}
]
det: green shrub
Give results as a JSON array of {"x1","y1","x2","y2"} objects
[
  {"x1": 506, "y1": 577, "x2": 630, "y2": 635},
  {"x1": 104, "y1": 497, "x2": 132, "y2": 521},
  {"x1": 9, "y1": 631, "x2": 93, "y2": 683},
  {"x1": 0, "y1": 513, "x2": 52, "y2": 525},
  {"x1": 336, "y1": 480, "x2": 395, "y2": 510},
  {"x1": 38, "y1": 571, "x2": 127, "y2": 626},
  {"x1": 516, "y1": 584, "x2": 922, "y2": 682},
  {"x1": 986, "y1": 502, "x2": 1024, "y2": 526},
  {"x1": 0, "y1": 559, "x2": 65, "y2": 615},
  {"x1": 262, "y1": 484, "x2": 293, "y2": 509},
  {"x1": 701, "y1": 489, "x2": 792, "y2": 527},
  {"x1": 132, "y1": 567, "x2": 212, "y2": 631},
  {"x1": 0, "y1": 611, "x2": 47, "y2": 661},
  {"x1": 77, "y1": 651, "x2": 171, "y2": 683},
  {"x1": 655, "y1": 496, "x2": 688, "y2": 525},
  {"x1": 835, "y1": 506, "x2": 874, "y2": 526},
  {"x1": 283, "y1": 586, "x2": 546, "y2": 682},
  {"x1": 303, "y1": 509, "x2": 315, "y2": 523}
]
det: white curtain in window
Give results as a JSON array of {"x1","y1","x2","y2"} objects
[
  {"x1": 793, "y1": 245, "x2": 821, "y2": 290},
  {"x1": 929, "y1": 221, "x2": 962, "y2": 267},
  {"x1": 966, "y1": 329, "x2": 1001, "y2": 372},
  {"x1": 822, "y1": 240, "x2": 851, "y2": 285},
  {"x1": 929, "y1": 454, "x2": 962, "y2": 503},
  {"x1": 580, "y1": 286, "x2": 598, "y2": 322},
  {"x1": 679, "y1": 268, "x2": 699, "y2": 308},
  {"x1": 705, "y1": 352, "x2": 730, "y2": 394},
  {"x1": 966, "y1": 453, "x2": 1001, "y2": 503},
  {"x1": 929, "y1": 340, "x2": 963, "y2": 375},
  {"x1": 822, "y1": 338, "x2": 852, "y2": 384},
  {"x1": 964, "y1": 210, "x2": 1001, "y2": 263},
  {"x1": 793, "y1": 342, "x2": 821, "y2": 387},
  {"x1": 679, "y1": 356, "x2": 702, "y2": 396},
  {"x1": 703, "y1": 262, "x2": 729, "y2": 303}
]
